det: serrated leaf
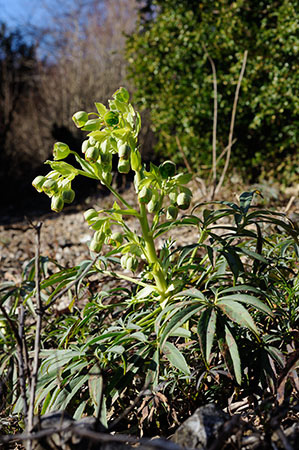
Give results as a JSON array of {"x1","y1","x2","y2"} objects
[
  {"x1": 162, "y1": 341, "x2": 190, "y2": 375},
  {"x1": 73, "y1": 400, "x2": 88, "y2": 420},
  {"x1": 239, "y1": 191, "x2": 257, "y2": 215},
  {"x1": 197, "y1": 309, "x2": 210, "y2": 358},
  {"x1": 160, "y1": 304, "x2": 204, "y2": 347},
  {"x1": 206, "y1": 309, "x2": 216, "y2": 363},
  {"x1": 107, "y1": 345, "x2": 125, "y2": 355},
  {"x1": 225, "y1": 325, "x2": 242, "y2": 384},
  {"x1": 217, "y1": 299, "x2": 259, "y2": 335},
  {"x1": 174, "y1": 288, "x2": 206, "y2": 301},
  {"x1": 218, "y1": 294, "x2": 272, "y2": 316},
  {"x1": 88, "y1": 365, "x2": 103, "y2": 416}
]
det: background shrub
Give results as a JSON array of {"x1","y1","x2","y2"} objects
[{"x1": 126, "y1": 0, "x2": 299, "y2": 181}]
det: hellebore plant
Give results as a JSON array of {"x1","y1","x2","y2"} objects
[
  {"x1": 32, "y1": 87, "x2": 193, "y2": 308},
  {"x1": 4, "y1": 87, "x2": 293, "y2": 421}
]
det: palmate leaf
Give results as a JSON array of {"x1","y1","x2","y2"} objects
[
  {"x1": 73, "y1": 400, "x2": 88, "y2": 420},
  {"x1": 221, "y1": 247, "x2": 244, "y2": 280},
  {"x1": 225, "y1": 325, "x2": 242, "y2": 385},
  {"x1": 197, "y1": 309, "x2": 210, "y2": 360},
  {"x1": 217, "y1": 299, "x2": 259, "y2": 335},
  {"x1": 88, "y1": 364, "x2": 103, "y2": 417},
  {"x1": 239, "y1": 191, "x2": 261, "y2": 215},
  {"x1": 220, "y1": 285, "x2": 262, "y2": 295},
  {"x1": 218, "y1": 294, "x2": 273, "y2": 316},
  {"x1": 206, "y1": 309, "x2": 216, "y2": 363},
  {"x1": 159, "y1": 303, "x2": 204, "y2": 347},
  {"x1": 161, "y1": 341, "x2": 190, "y2": 375},
  {"x1": 50, "y1": 374, "x2": 90, "y2": 413}
]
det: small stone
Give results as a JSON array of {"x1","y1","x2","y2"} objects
[{"x1": 171, "y1": 404, "x2": 228, "y2": 449}]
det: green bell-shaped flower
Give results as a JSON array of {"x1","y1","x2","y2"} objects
[
  {"x1": 104, "y1": 111, "x2": 119, "y2": 127},
  {"x1": 89, "y1": 239, "x2": 103, "y2": 253},
  {"x1": 72, "y1": 111, "x2": 88, "y2": 128},
  {"x1": 177, "y1": 192, "x2": 191, "y2": 210},
  {"x1": 42, "y1": 179, "x2": 59, "y2": 195},
  {"x1": 53, "y1": 142, "x2": 70, "y2": 160},
  {"x1": 159, "y1": 161, "x2": 176, "y2": 179},
  {"x1": 84, "y1": 209, "x2": 98, "y2": 222},
  {"x1": 62, "y1": 189, "x2": 75, "y2": 204},
  {"x1": 51, "y1": 195, "x2": 64, "y2": 212},
  {"x1": 118, "y1": 143, "x2": 131, "y2": 159},
  {"x1": 166, "y1": 205, "x2": 178, "y2": 220},
  {"x1": 118, "y1": 158, "x2": 130, "y2": 174},
  {"x1": 85, "y1": 146, "x2": 100, "y2": 163},
  {"x1": 32, "y1": 176, "x2": 47, "y2": 192},
  {"x1": 138, "y1": 186, "x2": 152, "y2": 204}
]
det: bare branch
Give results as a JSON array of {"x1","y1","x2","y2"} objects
[
  {"x1": 18, "y1": 304, "x2": 29, "y2": 416},
  {"x1": 215, "y1": 50, "x2": 248, "y2": 195},
  {"x1": 27, "y1": 221, "x2": 43, "y2": 448},
  {"x1": 202, "y1": 45, "x2": 218, "y2": 199},
  {"x1": 175, "y1": 135, "x2": 193, "y2": 174}
]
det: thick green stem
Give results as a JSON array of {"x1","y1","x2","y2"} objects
[{"x1": 135, "y1": 172, "x2": 168, "y2": 299}]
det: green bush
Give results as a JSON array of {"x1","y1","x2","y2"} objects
[{"x1": 126, "y1": 0, "x2": 299, "y2": 179}]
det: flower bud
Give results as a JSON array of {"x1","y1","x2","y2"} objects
[
  {"x1": 51, "y1": 195, "x2": 64, "y2": 212},
  {"x1": 118, "y1": 158, "x2": 130, "y2": 174},
  {"x1": 84, "y1": 209, "x2": 98, "y2": 221},
  {"x1": 120, "y1": 254, "x2": 129, "y2": 270},
  {"x1": 81, "y1": 140, "x2": 90, "y2": 154},
  {"x1": 85, "y1": 146, "x2": 99, "y2": 163},
  {"x1": 89, "y1": 136, "x2": 96, "y2": 146},
  {"x1": 104, "y1": 111, "x2": 119, "y2": 127},
  {"x1": 147, "y1": 195, "x2": 160, "y2": 213},
  {"x1": 177, "y1": 192, "x2": 191, "y2": 210},
  {"x1": 42, "y1": 179, "x2": 59, "y2": 194},
  {"x1": 130, "y1": 149, "x2": 141, "y2": 172},
  {"x1": 118, "y1": 143, "x2": 130, "y2": 159},
  {"x1": 53, "y1": 142, "x2": 70, "y2": 160},
  {"x1": 32, "y1": 175, "x2": 47, "y2": 192},
  {"x1": 94, "y1": 230, "x2": 104, "y2": 242},
  {"x1": 62, "y1": 189, "x2": 75, "y2": 204},
  {"x1": 72, "y1": 111, "x2": 88, "y2": 127},
  {"x1": 126, "y1": 256, "x2": 138, "y2": 272},
  {"x1": 138, "y1": 186, "x2": 152, "y2": 204},
  {"x1": 89, "y1": 239, "x2": 103, "y2": 253},
  {"x1": 169, "y1": 191, "x2": 178, "y2": 204},
  {"x1": 109, "y1": 232, "x2": 123, "y2": 246},
  {"x1": 166, "y1": 205, "x2": 178, "y2": 220},
  {"x1": 159, "y1": 161, "x2": 176, "y2": 179}
]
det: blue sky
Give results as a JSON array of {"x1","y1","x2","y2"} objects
[{"x1": 0, "y1": 0, "x2": 49, "y2": 30}]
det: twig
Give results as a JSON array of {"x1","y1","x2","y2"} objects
[
  {"x1": 284, "y1": 195, "x2": 295, "y2": 214},
  {"x1": 27, "y1": 221, "x2": 43, "y2": 449},
  {"x1": 202, "y1": 45, "x2": 218, "y2": 198},
  {"x1": 275, "y1": 427, "x2": 293, "y2": 450},
  {"x1": 0, "y1": 425, "x2": 183, "y2": 450},
  {"x1": 215, "y1": 138, "x2": 237, "y2": 166},
  {"x1": 18, "y1": 304, "x2": 28, "y2": 416},
  {"x1": 175, "y1": 135, "x2": 193, "y2": 174},
  {"x1": 108, "y1": 381, "x2": 150, "y2": 430},
  {"x1": 215, "y1": 50, "x2": 248, "y2": 195}
]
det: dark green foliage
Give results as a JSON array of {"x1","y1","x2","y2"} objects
[
  {"x1": 1, "y1": 192, "x2": 297, "y2": 430},
  {"x1": 126, "y1": 0, "x2": 299, "y2": 179}
]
